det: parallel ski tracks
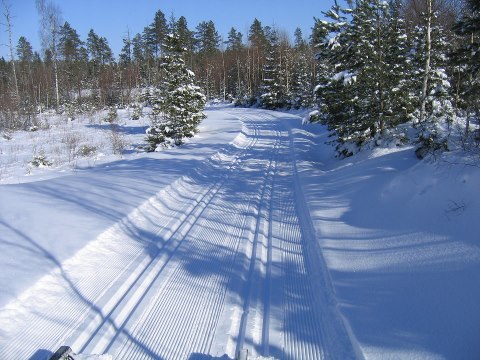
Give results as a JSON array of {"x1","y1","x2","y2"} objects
[
  {"x1": 0, "y1": 122, "x2": 261, "y2": 360},
  {"x1": 232, "y1": 114, "x2": 326, "y2": 360},
  {"x1": 0, "y1": 109, "x2": 353, "y2": 360},
  {"x1": 113, "y1": 115, "x2": 284, "y2": 359},
  {"x1": 234, "y1": 120, "x2": 281, "y2": 359}
]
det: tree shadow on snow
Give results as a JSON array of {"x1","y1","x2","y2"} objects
[{"x1": 300, "y1": 144, "x2": 480, "y2": 358}]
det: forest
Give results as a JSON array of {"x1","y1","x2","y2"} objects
[{"x1": 0, "y1": 0, "x2": 479, "y2": 156}]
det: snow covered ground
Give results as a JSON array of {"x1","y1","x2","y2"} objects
[{"x1": 0, "y1": 105, "x2": 479, "y2": 359}]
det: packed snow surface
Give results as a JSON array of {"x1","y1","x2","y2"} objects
[{"x1": 0, "y1": 106, "x2": 479, "y2": 360}]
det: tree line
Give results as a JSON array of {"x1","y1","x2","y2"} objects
[
  {"x1": 0, "y1": 1, "x2": 318, "y2": 130},
  {"x1": 0, "y1": 0, "x2": 479, "y2": 155}
]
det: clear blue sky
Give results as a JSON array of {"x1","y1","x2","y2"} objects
[{"x1": 0, "y1": 0, "x2": 337, "y2": 59}]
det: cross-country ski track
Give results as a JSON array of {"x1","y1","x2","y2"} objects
[{"x1": 0, "y1": 108, "x2": 356, "y2": 360}]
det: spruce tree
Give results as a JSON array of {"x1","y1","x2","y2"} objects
[
  {"x1": 410, "y1": 0, "x2": 454, "y2": 156},
  {"x1": 172, "y1": 16, "x2": 196, "y2": 67},
  {"x1": 312, "y1": 1, "x2": 363, "y2": 153},
  {"x1": 291, "y1": 29, "x2": 313, "y2": 109},
  {"x1": 294, "y1": 27, "x2": 306, "y2": 49},
  {"x1": 146, "y1": 31, "x2": 206, "y2": 151},
  {"x1": 451, "y1": 0, "x2": 480, "y2": 137},
  {"x1": 312, "y1": 0, "x2": 416, "y2": 155},
  {"x1": 259, "y1": 27, "x2": 285, "y2": 109},
  {"x1": 383, "y1": 0, "x2": 413, "y2": 129}
]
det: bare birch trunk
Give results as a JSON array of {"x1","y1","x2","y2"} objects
[{"x1": 2, "y1": 1, "x2": 19, "y2": 103}]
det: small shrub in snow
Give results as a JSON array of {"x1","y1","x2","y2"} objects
[
  {"x1": 415, "y1": 132, "x2": 449, "y2": 160},
  {"x1": 459, "y1": 127, "x2": 480, "y2": 152},
  {"x1": 78, "y1": 145, "x2": 97, "y2": 157},
  {"x1": 1, "y1": 131, "x2": 12, "y2": 140},
  {"x1": 30, "y1": 152, "x2": 52, "y2": 168},
  {"x1": 130, "y1": 103, "x2": 143, "y2": 120},
  {"x1": 104, "y1": 107, "x2": 118, "y2": 123},
  {"x1": 64, "y1": 102, "x2": 79, "y2": 121},
  {"x1": 62, "y1": 132, "x2": 82, "y2": 162},
  {"x1": 109, "y1": 124, "x2": 127, "y2": 155},
  {"x1": 40, "y1": 119, "x2": 51, "y2": 130},
  {"x1": 307, "y1": 110, "x2": 321, "y2": 124}
]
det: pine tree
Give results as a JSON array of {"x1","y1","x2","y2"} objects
[
  {"x1": 146, "y1": 31, "x2": 206, "y2": 151},
  {"x1": 142, "y1": 25, "x2": 156, "y2": 64},
  {"x1": 87, "y1": 29, "x2": 113, "y2": 66},
  {"x1": 194, "y1": 20, "x2": 221, "y2": 99},
  {"x1": 195, "y1": 20, "x2": 221, "y2": 56},
  {"x1": 142, "y1": 11, "x2": 167, "y2": 81},
  {"x1": 119, "y1": 31, "x2": 132, "y2": 66},
  {"x1": 248, "y1": 19, "x2": 267, "y2": 50},
  {"x1": 248, "y1": 19, "x2": 267, "y2": 97},
  {"x1": 226, "y1": 27, "x2": 243, "y2": 51},
  {"x1": 131, "y1": 33, "x2": 145, "y2": 64},
  {"x1": 59, "y1": 21, "x2": 86, "y2": 99},
  {"x1": 59, "y1": 22, "x2": 83, "y2": 62},
  {"x1": 16, "y1": 37, "x2": 34, "y2": 62},
  {"x1": 224, "y1": 27, "x2": 245, "y2": 102},
  {"x1": 149, "y1": 10, "x2": 168, "y2": 58}
]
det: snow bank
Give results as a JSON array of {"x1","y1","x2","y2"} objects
[
  {"x1": 288, "y1": 118, "x2": 480, "y2": 359},
  {"x1": 1, "y1": 106, "x2": 479, "y2": 359}
]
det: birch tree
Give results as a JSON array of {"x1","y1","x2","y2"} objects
[
  {"x1": 36, "y1": 0, "x2": 62, "y2": 109},
  {"x1": 1, "y1": 0, "x2": 19, "y2": 103}
]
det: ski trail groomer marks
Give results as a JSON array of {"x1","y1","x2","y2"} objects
[
  {"x1": 0, "y1": 107, "x2": 356, "y2": 360},
  {"x1": 0, "y1": 115, "x2": 259, "y2": 360}
]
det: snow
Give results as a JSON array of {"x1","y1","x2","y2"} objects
[
  {"x1": 0, "y1": 106, "x2": 479, "y2": 360},
  {"x1": 74, "y1": 355, "x2": 112, "y2": 360},
  {"x1": 332, "y1": 70, "x2": 357, "y2": 85},
  {"x1": 290, "y1": 120, "x2": 480, "y2": 359},
  {"x1": 328, "y1": 34, "x2": 342, "y2": 50}
]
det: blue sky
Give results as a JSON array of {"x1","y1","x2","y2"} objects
[{"x1": 1, "y1": 0, "x2": 337, "y2": 59}]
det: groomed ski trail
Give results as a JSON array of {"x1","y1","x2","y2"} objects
[{"x1": 0, "y1": 108, "x2": 355, "y2": 360}]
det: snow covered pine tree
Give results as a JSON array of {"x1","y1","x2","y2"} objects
[{"x1": 146, "y1": 31, "x2": 206, "y2": 151}]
